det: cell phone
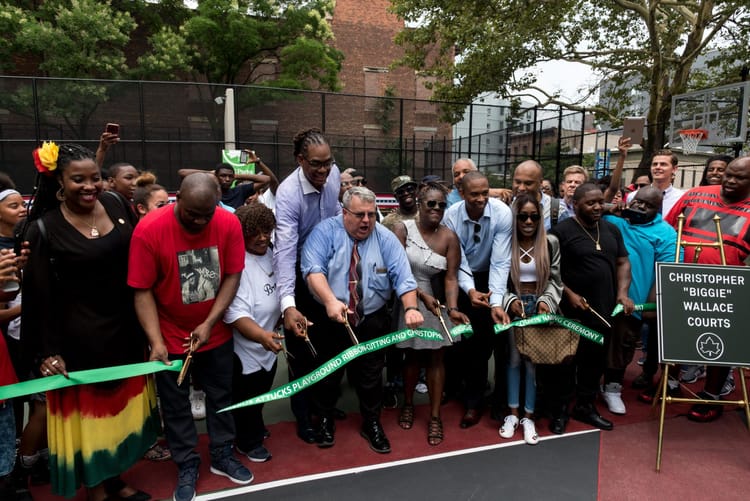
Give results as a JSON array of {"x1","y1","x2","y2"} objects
[
  {"x1": 105, "y1": 123, "x2": 120, "y2": 135},
  {"x1": 239, "y1": 150, "x2": 249, "y2": 164},
  {"x1": 622, "y1": 117, "x2": 645, "y2": 145}
]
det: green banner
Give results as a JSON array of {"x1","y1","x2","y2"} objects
[
  {"x1": 610, "y1": 302, "x2": 656, "y2": 316},
  {"x1": 0, "y1": 360, "x2": 182, "y2": 401}
]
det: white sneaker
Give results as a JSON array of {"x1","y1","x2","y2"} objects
[
  {"x1": 601, "y1": 382, "x2": 626, "y2": 415},
  {"x1": 520, "y1": 417, "x2": 539, "y2": 445},
  {"x1": 190, "y1": 389, "x2": 206, "y2": 420},
  {"x1": 415, "y1": 382, "x2": 428, "y2": 394},
  {"x1": 498, "y1": 415, "x2": 519, "y2": 439}
]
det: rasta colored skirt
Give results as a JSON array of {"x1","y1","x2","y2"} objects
[{"x1": 47, "y1": 375, "x2": 159, "y2": 498}]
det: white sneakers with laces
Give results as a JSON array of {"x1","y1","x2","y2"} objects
[
  {"x1": 520, "y1": 418, "x2": 539, "y2": 445},
  {"x1": 498, "y1": 415, "x2": 518, "y2": 438},
  {"x1": 601, "y1": 382, "x2": 626, "y2": 415},
  {"x1": 190, "y1": 388, "x2": 206, "y2": 420}
]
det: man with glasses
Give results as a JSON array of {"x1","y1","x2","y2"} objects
[
  {"x1": 442, "y1": 171, "x2": 512, "y2": 428},
  {"x1": 302, "y1": 186, "x2": 423, "y2": 453},
  {"x1": 274, "y1": 128, "x2": 341, "y2": 444},
  {"x1": 382, "y1": 175, "x2": 418, "y2": 231}
]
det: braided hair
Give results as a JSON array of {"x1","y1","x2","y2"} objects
[
  {"x1": 28, "y1": 143, "x2": 96, "y2": 222},
  {"x1": 292, "y1": 128, "x2": 328, "y2": 160}
]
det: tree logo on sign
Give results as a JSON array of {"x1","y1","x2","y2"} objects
[{"x1": 696, "y1": 332, "x2": 724, "y2": 361}]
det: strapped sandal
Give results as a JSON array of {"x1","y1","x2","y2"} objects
[
  {"x1": 143, "y1": 443, "x2": 172, "y2": 461},
  {"x1": 428, "y1": 416, "x2": 443, "y2": 446},
  {"x1": 398, "y1": 404, "x2": 415, "y2": 430}
]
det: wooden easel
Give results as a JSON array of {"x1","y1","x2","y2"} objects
[{"x1": 655, "y1": 213, "x2": 750, "y2": 471}]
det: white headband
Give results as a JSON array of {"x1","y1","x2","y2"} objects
[{"x1": 0, "y1": 189, "x2": 20, "y2": 202}]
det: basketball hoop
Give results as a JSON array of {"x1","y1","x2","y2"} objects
[{"x1": 678, "y1": 129, "x2": 708, "y2": 155}]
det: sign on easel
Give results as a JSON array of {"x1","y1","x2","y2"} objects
[{"x1": 656, "y1": 262, "x2": 750, "y2": 366}]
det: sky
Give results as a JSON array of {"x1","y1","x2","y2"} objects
[{"x1": 526, "y1": 60, "x2": 600, "y2": 106}]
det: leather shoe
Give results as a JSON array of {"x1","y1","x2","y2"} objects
[
  {"x1": 549, "y1": 414, "x2": 568, "y2": 435},
  {"x1": 460, "y1": 408, "x2": 482, "y2": 429},
  {"x1": 316, "y1": 417, "x2": 335, "y2": 448},
  {"x1": 687, "y1": 392, "x2": 723, "y2": 423},
  {"x1": 360, "y1": 420, "x2": 391, "y2": 454},
  {"x1": 572, "y1": 404, "x2": 613, "y2": 431},
  {"x1": 297, "y1": 422, "x2": 317, "y2": 444}
]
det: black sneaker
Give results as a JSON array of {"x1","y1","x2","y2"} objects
[{"x1": 174, "y1": 459, "x2": 200, "y2": 501}]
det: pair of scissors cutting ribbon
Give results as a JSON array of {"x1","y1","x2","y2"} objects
[
  {"x1": 177, "y1": 335, "x2": 200, "y2": 386},
  {"x1": 581, "y1": 297, "x2": 612, "y2": 329}
]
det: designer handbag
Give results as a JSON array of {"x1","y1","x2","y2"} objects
[{"x1": 515, "y1": 325, "x2": 579, "y2": 364}]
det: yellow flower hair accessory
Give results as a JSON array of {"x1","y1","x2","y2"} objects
[{"x1": 33, "y1": 141, "x2": 59, "y2": 176}]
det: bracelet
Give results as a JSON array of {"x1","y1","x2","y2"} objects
[
  {"x1": 447, "y1": 307, "x2": 459, "y2": 314},
  {"x1": 405, "y1": 306, "x2": 419, "y2": 313}
]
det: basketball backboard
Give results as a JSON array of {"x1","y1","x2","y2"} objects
[{"x1": 670, "y1": 81, "x2": 749, "y2": 149}]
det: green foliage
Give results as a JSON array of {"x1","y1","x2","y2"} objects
[{"x1": 391, "y1": 0, "x2": 750, "y2": 154}]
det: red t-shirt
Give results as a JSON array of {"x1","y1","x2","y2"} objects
[
  {"x1": 128, "y1": 206, "x2": 244, "y2": 354},
  {"x1": 665, "y1": 185, "x2": 750, "y2": 266},
  {"x1": 0, "y1": 333, "x2": 18, "y2": 403}
]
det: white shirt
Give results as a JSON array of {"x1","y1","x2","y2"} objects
[{"x1": 224, "y1": 250, "x2": 280, "y2": 374}]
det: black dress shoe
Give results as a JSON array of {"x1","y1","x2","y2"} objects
[
  {"x1": 549, "y1": 414, "x2": 569, "y2": 435},
  {"x1": 297, "y1": 422, "x2": 317, "y2": 444},
  {"x1": 316, "y1": 417, "x2": 336, "y2": 448},
  {"x1": 360, "y1": 420, "x2": 391, "y2": 454},
  {"x1": 460, "y1": 408, "x2": 482, "y2": 429},
  {"x1": 572, "y1": 404, "x2": 613, "y2": 431}
]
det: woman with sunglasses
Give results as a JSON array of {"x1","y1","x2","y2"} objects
[
  {"x1": 498, "y1": 193, "x2": 562, "y2": 445},
  {"x1": 393, "y1": 182, "x2": 469, "y2": 446}
]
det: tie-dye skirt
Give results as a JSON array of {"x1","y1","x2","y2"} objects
[{"x1": 46, "y1": 375, "x2": 159, "y2": 498}]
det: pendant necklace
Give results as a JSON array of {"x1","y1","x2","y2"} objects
[
  {"x1": 574, "y1": 217, "x2": 601, "y2": 251},
  {"x1": 255, "y1": 255, "x2": 274, "y2": 277},
  {"x1": 63, "y1": 204, "x2": 100, "y2": 238}
]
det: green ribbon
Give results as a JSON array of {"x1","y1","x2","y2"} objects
[
  {"x1": 0, "y1": 360, "x2": 183, "y2": 401},
  {"x1": 493, "y1": 313, "x2": 604, "y2": 345},
  {"x1": 610, "y1": 302, "x2": 656, "y2": 316}
]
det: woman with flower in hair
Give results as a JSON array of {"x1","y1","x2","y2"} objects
[{"x1": 21, "y1": 142, "x2": 157, "y2": 501}]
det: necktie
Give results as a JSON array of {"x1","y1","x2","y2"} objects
[{"x1": 348, "y1": 241, "x2": 363, "y2": 326}]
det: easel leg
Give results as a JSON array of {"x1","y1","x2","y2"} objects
[
  {"x1": 740, "y1": 368, "x2": 750, "y2": 432},
  {"x1": 656, "y1": 364, "x2": 670, "y2": 472}
]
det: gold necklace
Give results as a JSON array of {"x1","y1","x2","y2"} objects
[
  {"x1": 62, "y1": 204, "x2": 100, "y2": 238},
  {"x1": 574, "y1": 217, "x2": 601, "y2": 251}
]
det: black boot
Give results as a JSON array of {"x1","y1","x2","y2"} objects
[{"x1": 549, "y1": 402, "x2": 569, "y2": 435}]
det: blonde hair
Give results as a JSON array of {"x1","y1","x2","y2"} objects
[{"x1": 509, "y1": 193, "x2": 549, "y2": 297}]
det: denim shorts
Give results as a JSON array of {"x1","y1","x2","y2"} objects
[{"x1": 0, "y1": 402, "x2": 15, "y2": 476}]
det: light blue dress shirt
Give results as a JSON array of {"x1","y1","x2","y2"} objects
[
  {"x1": 301, "y1": 217, "x2": 417, "y2": 315},
  {"x1": 442, "y1": 197, "x2": 512, "y2": 306},
  {"x1": 274, "y1": 165, "x2": 341, "y2": 312}
]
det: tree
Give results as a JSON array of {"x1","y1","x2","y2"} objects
[{"x1": 390, "y1": 0, "x2": 750, "y2": 157}]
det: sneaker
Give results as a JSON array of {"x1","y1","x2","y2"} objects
[
  {"x1": 173, "y1": 459, "x2": 200, "y2": 501},
  {"x1": 601, "y1": 382, "x2": 626, "y2": 415},
  {"x1": 190, "y1": 389, "x2": 206, "y2": 420},
  {"x1": 520, "y1": 417, "x2": 539, "y2": 445},
  {"x1": 679, "y1": 365, "x2": 706, "y2": 384},
  {"x1": 415, "y1": 382, "x2": 428, "y2": 394},
  {"x1": 721, "y1": 371, "x2": 736, "y2": 396},
  {"x1": 210, "y1": 453, "x2": 253, "y2": 485},
  {"x1": 498, "y1": 415, "x2": 519, "y2": 439},
  {"x1": 237, "y1": 445, "x2": 271, "y2": 463}
]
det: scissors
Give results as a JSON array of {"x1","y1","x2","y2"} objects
[
  {"x1": 342, "y1": 310, "x2": 360, "y2": 345},
  {"x1": 581, "y1": 297, "x2": 612, "y2": 329},
  {"x1": 275, "y1": 325, "x2": 296, "y2": 375},
  {"x1": 177, "y1": 334, "x2": 200, "y2": 386},
  {"x1": 298, "y1": 317, "x2": 319, "y2": 358},
  {"x1": 433, "y1": 300, "x2": 454, "y2": 344}
]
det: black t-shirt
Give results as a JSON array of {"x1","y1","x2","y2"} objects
[
  {"x1": 221, "y1": 183, "x2": 255, "y2": 209},
  {"x1": 551, "y1": 217, "x2": 628, "y2": 328}
]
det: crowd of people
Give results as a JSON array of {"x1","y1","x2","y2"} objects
[{"x1": 0, "y1": 125, "x2": 749, "y2": 501}]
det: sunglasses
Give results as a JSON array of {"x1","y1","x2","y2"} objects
[
  {"x1": 635, "y1": 183, "x2": 650, "y2": 188},
  {"x1": 473, "y1": 223, "x2": 481, "y2": 243},
  {"x1": 395, "y1": 185, "x2": 416, "y2": 196},
  {"x1": 516, "y1": 213, "x2": 541, "y2": 222},
  {"x1": 422, "y1": 200, "x2": 447, "y2": 210}
]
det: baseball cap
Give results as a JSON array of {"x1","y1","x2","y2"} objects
[{"x1": 391, "y1": 175, "x2": 417, "y2": 193}]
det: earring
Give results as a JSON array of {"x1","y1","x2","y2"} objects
[{"x1": 56, "y1": 188, "x2": 65, "y2": 202}]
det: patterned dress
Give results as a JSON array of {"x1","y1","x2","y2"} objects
[{"x1": 397, "y1": 219, "x2": 455, "y2": 349}]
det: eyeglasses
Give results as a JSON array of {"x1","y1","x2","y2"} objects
[
  {"x1": 422, "y1": 200, "x2": 447, "y2": 210},
  {"x1": 635, "y1": 183, "x2": 650, "y2": 188},
  {"x1": 473, "y1": 223, "x2": 481, "y2": 243},
  {"x1": 516, "y1": 213, "x2": 541, "y2": 222},
  {"x1": 395, "y1": 185, "x2": 416, "y2": 197},
  {"x1": 304, "y1": 157, "x2": 334, "y2": 170},
  {"x1": 344, "y1": 207, "x2": 376, "y2": 220}
]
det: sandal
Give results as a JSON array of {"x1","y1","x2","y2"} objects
[
  {"x1": 428, "y1": 416, "x2": 443, "y2": 446},
  {"x1": 398, "y1": 404, "x2": 414, "y2": 430},
  {"x1": 143, "y1": 443, "x2": 171, "y2": 461}
]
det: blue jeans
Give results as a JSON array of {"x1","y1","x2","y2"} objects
[
  {"x1": 0, "y1": 402, "x2": 15, "y2": 476},
  {"x1": 506, "y1": 294, "x2": 537, "y2": 414}
]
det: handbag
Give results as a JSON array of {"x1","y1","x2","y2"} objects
[{"x1": 515, "y1": 324, "x2": 579, "y2": 364}]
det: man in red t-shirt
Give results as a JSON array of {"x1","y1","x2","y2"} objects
[
  {"x1": 129, "y1": 173, "x2": 251, "y2": 501},
  {"x1": 665, "y1": 156, "x2": 750, "y2": 422}
]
